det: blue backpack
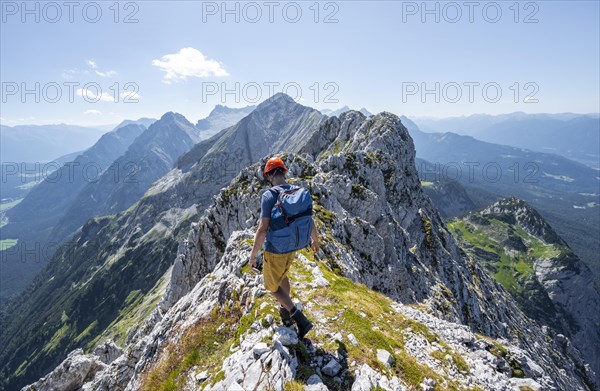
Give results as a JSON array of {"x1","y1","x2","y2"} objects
[{"x1": 265, "y1": 185, "x2": 313, "y2": 254}]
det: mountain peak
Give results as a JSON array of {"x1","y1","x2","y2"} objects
[
  {"x1": 359, "y1": 107, "x2": 372, "y2": 116},
  {"x1": 157, "y1": 112, "x2": 197, "y2": 133},
  {"x1": 160, "y1": 111, "x2": 188, "y2": 122},
  {"x1": 255, "y1": 92, "x2": 297, "y2": 110},
  {"x1": 209, "y1": 104, "x2": 256, "y2": 116},
  {"x1": 321, "y1": 105, "x2": 373, "y2": 117},
  {"x1": 488, "y1": 196, "x2": 530, "y2": 211},
  {"x1": 114, "y1": 118, "x2": 157, "y2": 131},
  {"x1": 480, "y1": 197, "x2": 563, "y2": 245}
]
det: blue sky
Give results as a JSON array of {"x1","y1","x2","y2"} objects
[{"x1": 1, "y1": 0, "x2": 598, "y2": 126}]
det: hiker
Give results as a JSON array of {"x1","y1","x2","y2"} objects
[{"x1": 249, "y1": 156, "x2": 319, "y2": 339}]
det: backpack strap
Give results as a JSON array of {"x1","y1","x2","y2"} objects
[
  {"x1": 268, "y1": 186, "x2": 288, "y2": 225},
  {"x1": 269, "y1": 185, "x2": 306, "y2": 225},
  {"x1": 285, "y1": 207, "x2": 313, "y2": 223},
  {"x1": 273, "y1": 186, "x2": 290, "y2": 224}
]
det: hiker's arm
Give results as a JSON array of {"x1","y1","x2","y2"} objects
[
  {"x1": 250, "y1": 217, "x2": 270, "y2": 264},
  {"x1": 311, "y1": 217, "x2": 320, "y2": 253}
]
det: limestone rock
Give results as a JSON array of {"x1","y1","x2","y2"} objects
[
  {"x1": 377, "y1": 349, "x2": 394, "y2": 368},
  {"x1": 322, "y1": 358, "x2": 342, "y2": 377}
]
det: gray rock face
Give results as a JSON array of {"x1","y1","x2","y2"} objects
[
  {"x1": 305, "y1": 374, "x2": 329, "y2": 391},
  {"x1": 93, "y1": 341, "x2": 124, "y2": 364},
  {"x1": 195, "y1": 104, "x2": 256, "y2": 140},
  {"x1": 252, "y1": 342, "x2": 270, "y2": 358},
  {"x1": 421, "y1": 180, "x2": 477, "y2": 219},
  {"x1": 17, "y1": 103, "x2": 599, "y2": 391},
  {"x1": 21, "y1": 349, "x2": 108, "y2": 391},
  {"x1": 275, "y1": 327, "x2": 299, "y2": 346},
  {"x1": 351, "y1": 363, "x2": 404, "y2": 391},
  {"x1": 347, "y1": 333, "x2": 359, "y2": 347}
]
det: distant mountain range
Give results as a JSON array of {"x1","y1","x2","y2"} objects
[
  {"x1": 413, "y1": 113, "x2": 600, "y2": 169},
  {"x1": 47, "y1": 112, "x2": 204, "y2": 244},
  {"x1": 1, "y1": 98, "x2": 599, "y2": 390},
  {"x1": 320, "y1": 105, "x2": 372, "y2": 117},
  {"x1": 0, "y1": 122, "x2": 147, "y2": 303},
  {"x1": 3, "y1": 99, "x2": 597, "y2": 391},
  {"x1": 401, "y1": 116, "x2": 600, "y2": 291},
  {"x1": 196, "y1": 104, "x2": 256, "y2": 140},
  {"x1": 0, "y1": 107, "x2": 256, "y2": 304},
  {"x1": 0, "y1": 119, "x2": 157, "y2": 201},
  {"x1": 420, "y1": 180, "x2": 478, "y2": 219},
  {"x1": 111, "y1": 117, "x2": 157, "y2": 130},
  {"x1": 0, "y1": 124, "x2": 106, "y2": 163}
]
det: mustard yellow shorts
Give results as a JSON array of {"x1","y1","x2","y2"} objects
[{"x1": 263, "y1": 251, "x2": 295, "y2": 292}]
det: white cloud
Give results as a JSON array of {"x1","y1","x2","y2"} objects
[
  {"x1": 61, "y1": 68, "x2": 90, "y2": 79},
  {"x1": 152, "y1": 47, "x2": 229, "y2": 83},
  {"x1": 84, "y1": 110, "x2": 103, "y2": 115},
  {"x1": 95, "y1": 70, "x2": 117, "y2": 78},
  {"x1": 62, "y1": 58, "x2": 116, "y2": 79},
  {"x1": 66, "y1": 60, "x2": 116, "y2": 78},
  {"x1": 87, "y1": 60, "x2": 116, "y2": 77},
  {"x1": 76, "y1": 88, "x2": 114, "y2": 102}
]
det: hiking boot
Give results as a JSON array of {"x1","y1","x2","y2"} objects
[
  {"x1": 290, "y1": 307, "x2": 313, "y2": 339},
  {"x1": 280, "y1": 306, "x2": 293, "y2": 327}
]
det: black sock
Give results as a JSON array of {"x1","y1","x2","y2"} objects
[{"x1": 289, "y1": 306, "x2": 298, "y2": 316}]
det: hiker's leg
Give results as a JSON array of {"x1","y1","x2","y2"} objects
[
  {"x1": 279, "y1": 252, "x2": 295, "y2": 298},
  {"x1": 280, "y1": 276, "x2": 291, "y2": 296},
  {"x1": 271, "y1": 287, "x2": 294, "y2": 312},
  {"x1": 264, "y1": 251, "x2": 296, "y2": 312},
  {"x1": 278, "y1": 275, "x2": 293, "y2": 327}
]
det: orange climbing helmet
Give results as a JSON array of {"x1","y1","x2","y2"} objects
[{"x1": 263, "y1": 156, "x2": 287, "y2": 176}]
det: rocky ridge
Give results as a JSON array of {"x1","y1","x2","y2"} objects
[
  {"x1": 0, "y1": 95, "x2": 324, "y2": 390},
  {"x1": 22, "y1": 110, "x2": 598, "y2": 390}
]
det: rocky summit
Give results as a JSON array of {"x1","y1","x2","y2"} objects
[
  {"x1": 448, "y1": 197, "x2": 600, "y2": 381},
  {"x1": 11, "y1": 103, "x2": 599, "y2": 391}
]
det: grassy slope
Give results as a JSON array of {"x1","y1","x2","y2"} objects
[
  {"x1": 140, "y1": 245, "x2": 484, "y2": 391},
  {"x1": 447, "y1": 216, "x2": 572, "y2": 325},
  {"x1": 0, "y1": 204, "x2": 192, "y2": 390},
  {"x1": 139, "y1": 201, "x2": 529, "y2": 391}
]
